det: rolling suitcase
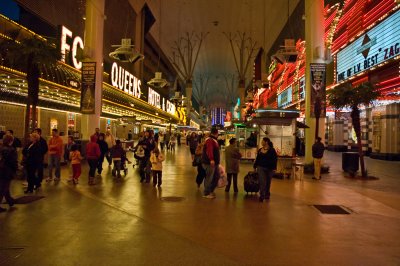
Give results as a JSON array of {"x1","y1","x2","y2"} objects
[{"x1": 243, "y1": 171, "x2": 260, "y2": 194}]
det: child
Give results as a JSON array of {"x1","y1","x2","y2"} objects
[
  {"x1": 69, "y1": 144, "x2": 83, "y2": 184},
  {"x1": 111, "y1": 140, "x2": 125, "y2": 179},
  {"x1": 150, "y1": 147, "x2": 165, "y2": 187}
]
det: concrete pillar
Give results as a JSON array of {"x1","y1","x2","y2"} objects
[
  {"x1": 304, "y1": 0, "x2": 325, "y2": 163},
  {"x1": 185, "y1": 81, "x2": 192, "y2": 126},
  {"x1": 134, "y1": 8, "x2": 145, "y2": 79},
  {"x1": 81, "y1": 0, "x2": 105, "y2": 140}
]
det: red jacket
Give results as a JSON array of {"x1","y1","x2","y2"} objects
[{"x1": 86, "y1": 135, "x2": 101, "y2": 159}]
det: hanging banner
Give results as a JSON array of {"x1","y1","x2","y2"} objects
[
  {"x1": 80, "y1": 61, "x2": 96, "y2": 114},
  {"x1": 310, "y1": 63, "x2": 326, "y2": 118}
]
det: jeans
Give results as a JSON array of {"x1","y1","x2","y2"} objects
[
  {"x1": 113, "y1": 160, "x2": 122, "y2": 177},
  {"x1": 257, "y1": 167, "x2": 273, "y2": 199},
  {"x1": 105, "y1": 151, "x2": 112, "y2": 165},
  {"x1": 202, "y1": 163, "x2": 219, "y2": 195},
  {"x1": 145, "y1": 159, "x2": 152, "y2": 182},
  {"x1": 314, "y1": 158, "x2": 322, "y2": 178},
  {"x1": 226, "y1": 173, "x2": 238, "y2": 192},
  {"x1": 97, "y1": 153, "x2": 105, "y2": 174},
  {"x1": 152, "y1": 170, "x2": 162, "y2": 186},
  {"x1": 87, "y1": 159, "x2": 98, "y2": 178},
  {"x1": 0, "y1": 179, "x2": 13, "y2": 205},
  {"x1": 48, "y1": 155, "x2": 61, "y2": 179}
]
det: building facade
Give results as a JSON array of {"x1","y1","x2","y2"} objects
[{"x1": 0, "y1": 0, "x2": 181, "y2": 140}]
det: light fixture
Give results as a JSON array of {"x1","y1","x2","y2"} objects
[
  {"x1": 147, "y1": 72, "x2": 169, "y2": 88},
  {"x1": 109, "y1": 39, "x2": 144, "y2": 63}
]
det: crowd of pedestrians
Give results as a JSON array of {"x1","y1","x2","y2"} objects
[{"x1": 0, "y1": 124, "x2": 308, "y2": 212}]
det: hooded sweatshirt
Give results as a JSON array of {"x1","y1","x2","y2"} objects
[{"x1": 86, "y1": 135, "x2": 101, "y2": 160}]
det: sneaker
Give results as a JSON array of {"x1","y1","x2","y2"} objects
[
  {"x1": 203, "y1": 194, "x2": 216, "y2": 199},
  {"x1": 46, "y1": 177, "x2": 53, "y2": 182},
  {"x1": 54, "y1": 178, "x2": 60, "y2": 182},
  {"x1": 73, "y1": 178, "x2": 79, "y2": 184},
  {"x1": 67, "y1": 178, "x2": 73, "y2": 182}
]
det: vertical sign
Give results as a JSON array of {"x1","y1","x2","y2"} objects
[
  {"x1": 81, "y1": 61, "x2": 96, "y2": 114},
  {"x1": 310, "y1": 63, "x2": 326, "y2": 118}
]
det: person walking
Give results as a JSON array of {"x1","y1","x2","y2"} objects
[
  {"x1": 105, "y1": 128, "x2": 116, "y2": 166},
  {"x1": 86, "y1": 135, "x2": 101, "y2": 185},
  {"x1": 0, "y1": 134, "x2": 17, "y2": 212},
  {"x1": 225, "y1": 138, "x2": 242, "y2": 193},
  {"x1": 189, "y1": 132, "x2": 198, "y2": 160},
  {"x1": 164, "y1": 131, "x2": 171, "y2": 151},
  {"x1": 137, "y1": 130, "x2": 155, "y2": 183},
  {"x1": 150, "y1": 147, "x2": 165, "y2": 187},
  {"x1": 23, "y1": 133, "x2": 42, "y2": 193},
  {"x1": 47, "y1": 128, "x2": 63, "y2": 182},
  {"x1": 253, "y1": 137, "x2": 277, "y2": 202},
  {"x1": 111, "y1": 140, "x2": 125, "y2": 179},
  {"x1": 159, "y1": 132, "x2": 165, "y2": 151},
  {"x1": 201, "y1": 128, "x2": 220, "y2": 199},
  {"x1": 312, "y1": 137, "x2": 325, "y2": 180},
  {"x1": 177, "y1": 132, "x2": 181, "y2": 146},
  {"x1": 170, "y1": 134, "x2": 176, "y2": 152},
  {"x1": 69, "y1": 144, "x2": 83, "y2": 184},
  {"x1": 96, "y1": 133, "x2": 108, "y2": 177},
  {"x1": 32, "y1": 128, "x2": 48, "y2": 187},
  {"x1": 194, "y1": 141, "x2": 206, "y2": 188},
  {"x1": 64, "y1": 136, "x2": 75, "y2": 181}
]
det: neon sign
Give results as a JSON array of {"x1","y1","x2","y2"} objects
[
  {"x1": 148, "y1": 87, "x2": 176, "y2": 115},
  {"x1": 337, "y1": 9, "x2": 400, "y2": 82},
  {"x1": 111, "y1": 62, "x2": 141, "y2": 98},
  {"x1": 60, "y1": 25, "x2": 84, "y2": 70}
]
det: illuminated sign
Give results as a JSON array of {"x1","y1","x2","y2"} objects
[
  {"x1": 60, "y1": 25, "x2": 84, "y2": 69},
  {"x1": 278, "y1": 87, "x2": 292, "y2": 108},
  {"x1": 148, "y1": 87, "x2": 176, "y2": 115},
  {"x1": 111, "y1": 62, "x2": 141, "y2": 98},
  {"x1": 336, "y1": 9, "x2": 400, "y2": 82}
]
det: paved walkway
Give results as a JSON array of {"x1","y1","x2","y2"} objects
[{"x1": 1, "y1": 146, "x2": 399, "y2": 265}]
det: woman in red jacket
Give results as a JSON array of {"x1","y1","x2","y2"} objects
[{"x1": 86, "y1": 135, "x2": 101, "y2": 185}]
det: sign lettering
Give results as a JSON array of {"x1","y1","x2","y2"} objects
[{"x1": 337, "y1": 9, "x2": 400, "y2": 82}]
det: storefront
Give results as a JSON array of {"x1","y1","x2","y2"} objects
[
  {"x1": 329, "y1": 0, "x2": 400, "y2": 160},
  {"x1": 0, "y1": 7, "x2": 179, "y2": 140}
]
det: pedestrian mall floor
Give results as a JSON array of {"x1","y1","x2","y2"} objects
[{"x1": 1, "y1": 145, "x2": 400, "y2": 265}]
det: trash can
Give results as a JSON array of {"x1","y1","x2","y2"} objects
[{"x1": 342, "y1": 152, "x2": 359, "y2": 173}]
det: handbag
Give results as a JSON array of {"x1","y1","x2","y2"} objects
[{"x1": 217, "y1": 165, "x2": 227, "y2": 188}]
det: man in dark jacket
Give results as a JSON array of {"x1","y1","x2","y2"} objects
[
  {"x1": 312, "y1": 137, "x2": 325, "y2": 180},
  {"x1": 33, "y1": 128, "x2": 48, "y2": 186},
  {"x1": 201, "y1": 128, "x2": 220, "y2": 199},
  {"x1": 137, "y1": 130, "x2": 155, "y2": 182},
  {"x1": 0, "y1": 135, "x2": 18, "y2": 211}
]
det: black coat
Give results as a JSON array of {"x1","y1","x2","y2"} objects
[
  {"x1": 97, "y1": 140, "x2": 109, "y2": 155},
  {"x1": 23, "y1": 142, "x2": 43, "y2": 167},
  {"x1": 0, "y1": 145, "x2": 18, "y2": 180},
  {"x1": 254, "y1": 147, "x2": 278, "y2": 170}
]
